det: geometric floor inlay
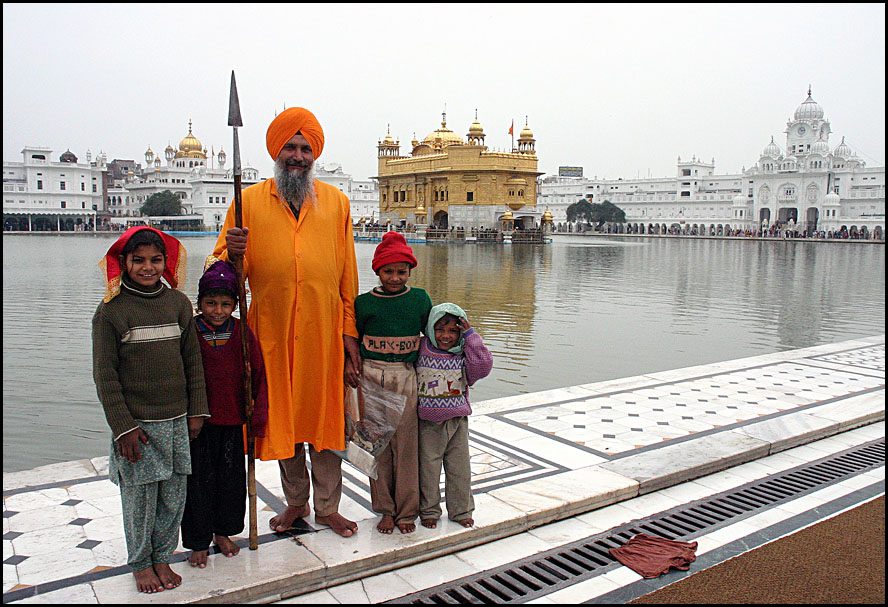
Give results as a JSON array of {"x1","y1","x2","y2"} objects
[
  {"x1": 492, "y1": 356, "x2": 885, "y2": 459},
  {"x1": 811, "y1": 344, "x2": 885, "y2": 373}
]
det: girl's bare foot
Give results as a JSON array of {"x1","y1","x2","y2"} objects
[
  {"x1": 133, "y1": 566, "x2": 164, "y2": 593},
  {"x1": 153, "y1": 563, "x2": 181, "y2": 589},
  {"x1": 421, "y1": 518, "x2": 438, "y2": 529},
  {"x1": 214, "y1": 534, "x2": 240, "y2": 557},
  {"x1": 376, "y1": 514, "x2": 395, "y2": 534},
  {"x1": 270, "y1": 504, "x2": 310, "y2": 532},
  {"x1": 188, "y1": 549, "x2": 208, "y2": 568},
  {"x1": 458, "y1": 517, "x2": 474, "y2": 528},
  {"x1": 316, "y1": 512, "x2": 358, "y2": 537}
]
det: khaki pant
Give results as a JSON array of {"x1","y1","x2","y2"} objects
[
  {"x1": 278, "y1": 443, "x2": 343, "y2": 518},
  {"x1": 419, "y1": 416, "x2": 474, "y2": 522},
  {"x1": 363, "y1": 359, "x2": 419, "y2": 525}
]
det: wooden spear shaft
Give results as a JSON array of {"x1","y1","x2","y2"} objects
[{"x1": 228, "y1": 70, "x2": 258, "y2": 550}]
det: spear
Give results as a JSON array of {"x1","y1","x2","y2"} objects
[{"x1": 228, "y1": 70, "x2": 258, "y2": 550}]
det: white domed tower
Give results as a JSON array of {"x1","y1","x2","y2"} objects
[
  {"x1": 833, "y1": 136, "x2": 852, "y2": 160},
  {"x1": 785, "y1": 86, "x2": 831, "y2": 158},
  {"x1": 759, "y1": 136, "x2": 782, "y2": 172},
  {"x1": 808, "y1": 135, "x2": 830, "y2": 171}
]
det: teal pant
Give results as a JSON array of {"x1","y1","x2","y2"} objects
[
  {"x1": 110, "y1": 417, "x2": 191, "y2": 571},
  {"x1": 120, "y1": 474, "x2": 187, "y2": 571}
]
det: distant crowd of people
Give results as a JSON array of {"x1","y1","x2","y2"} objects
[{"x1": 558, "y1": 222, "x2": 884, "y2": 241}]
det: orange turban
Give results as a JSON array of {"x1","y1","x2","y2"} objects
[{"x1": 266, "y1": 107, "x2": 325, "y2": 160}]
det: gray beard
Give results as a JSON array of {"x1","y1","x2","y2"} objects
[{"x1": 274, "y1": 159, "x2": 316, "y2": 211}]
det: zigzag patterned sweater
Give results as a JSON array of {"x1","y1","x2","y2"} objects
[{"x1": 416, "y1": 329, "x2": 493, "y2": 422}]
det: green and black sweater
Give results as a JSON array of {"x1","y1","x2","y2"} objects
[
  {"x1": 355, "y1": 285, "x2": 432, "y2": 364},
  {"x1": 92, "y1": 281, "x2": 208, "y2": 440}
]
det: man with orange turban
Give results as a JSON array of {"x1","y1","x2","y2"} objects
[{"x1": 210, "y1": 107, "x2": 361, "y2": 537}]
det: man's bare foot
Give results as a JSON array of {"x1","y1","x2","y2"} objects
[
  {"x1": 421, "y1": 518, "x2": 438, "y2": 529},
  {"x1": 214, "y1": 534, "x2": 240, "y2": 557},
  {"x1": 397, "y1": 520, "x2": 416, "y2": 534},
  {"x1": 458, "y1": 517, "x2": 474, "y2": 528},
  {"x1": 270, "y1": 504, "x2": 310, "y2": 532},
  {"x1": 153, "y1": 563, "x2": 181, "y2": 589},
  {"x1": 376, "y1": 514, "x2": 394, "y2": 534},
  {"x1": 316, "y1": 511, "x2": 358, "y2": 537},
  {"x1": 188, "y1": 549, "x2": 208, "y2": 568},
  {"x1": 133, "y1": 566, "x2": 164, "y2": 593}
]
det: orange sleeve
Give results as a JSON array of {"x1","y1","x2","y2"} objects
[{"x1": 340, "y1": 195, "x2": 359, "y2": 338}]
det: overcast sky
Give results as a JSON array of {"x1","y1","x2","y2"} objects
[{"x1": 3, "y1": 3, "x2": 885, "y2": 182}]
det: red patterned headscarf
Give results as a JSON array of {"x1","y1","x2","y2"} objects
[{"x1": 99, "y1": 226, "x2": 187, "y2": 302}]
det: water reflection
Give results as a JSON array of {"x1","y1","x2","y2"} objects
[{"x1": 2, "y1": 233, "x2": 883, "y2": 472}]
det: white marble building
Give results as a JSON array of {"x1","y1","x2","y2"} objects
[
  {"x1": 539, "y1": 89, "x2": 884, "y2": 238},
  {"x1": 118, "y1": 121, "x2": 260, "y2": 230},
  {"x1": 3, "y1": 147, "x2": 105, "y2": 231},
  {"x1": 314, "y1": 161, "x2": 380, "y2": 223},
  {"x1": 4, "y1": 121, "x2": 262, "y2": 232}
]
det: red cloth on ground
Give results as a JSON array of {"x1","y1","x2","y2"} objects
[{"x1": 609, "y1": 533, "x2": 698, "y2": 578}]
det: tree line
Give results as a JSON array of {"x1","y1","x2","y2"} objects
[{"x1": 566, "y1": 198, "x2": 626, "y2": 227}]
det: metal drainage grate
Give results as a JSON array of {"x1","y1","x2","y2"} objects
[{"x1": 387, "y1": 439, "x2": 884, "y2": 604}]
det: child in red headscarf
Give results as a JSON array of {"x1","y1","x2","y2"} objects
[
  {"x1": 181, "y1": 260, "x2": 268, "y2": 568},
  {"x1": 354, "y1": 231, "x2": 432, "y2": 534},
  {"x1": 91, "y1": 226, "x2": 209, "y2": 593}
]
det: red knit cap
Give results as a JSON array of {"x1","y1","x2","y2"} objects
[{"x1": 372, "y1": 231, "x2": 417, "y2": 273}]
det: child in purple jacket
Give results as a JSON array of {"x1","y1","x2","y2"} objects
[{"x1": 416, "y1": 303, "x2": 493, "y2": 528}]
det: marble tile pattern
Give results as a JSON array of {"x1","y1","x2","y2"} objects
[{"x1": 2, "y1": 337, "x2": 883, "y2": 603}]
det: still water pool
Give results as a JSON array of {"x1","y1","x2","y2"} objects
[{"x1": 3, "y1": 233, "x2": 884, "y2": 471}]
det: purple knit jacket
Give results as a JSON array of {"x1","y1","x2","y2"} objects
[{"x1": 416, "y1": 329, "x2": 493, "y2": 422}]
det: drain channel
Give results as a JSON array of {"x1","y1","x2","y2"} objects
[{"x1": 387, "y1": 439, "x2": 884, "y2": 604}]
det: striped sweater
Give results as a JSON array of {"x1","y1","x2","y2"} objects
[
  {"x1": 92, "y1": 282, "x2": 208, "y2": 439},
  {"x1": 415, "y1": 329, "x2": 493, "y2": 422}
]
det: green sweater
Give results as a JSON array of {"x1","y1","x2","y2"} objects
[
  {"x1": 92, "y1": 282, "x2": 208, "y2": 439},
  {"x1": 355, "y1": 285, "x2": 432, "y2": 363}
]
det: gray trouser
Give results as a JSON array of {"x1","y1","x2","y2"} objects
[
  {"x1": 419, "y1": 416, "x2": 474, "y2": 522},
  {"x1": 364, "y1": 360, "x2": 419, "y2": 524},
  {"x1": 278, "y1": 443, "x2": 344, "y2": 517}
]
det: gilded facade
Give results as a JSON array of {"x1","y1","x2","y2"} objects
[{"x1": 375, "y1": 112, "x2": 542, "y2": 229}]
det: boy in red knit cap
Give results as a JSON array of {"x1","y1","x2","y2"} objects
[
  {"x1": 353, "y1": 232, "x2": 432, "y2": 534},
  {"x1": 181, "y1": 260, "x2": 268, "y2": 568}
]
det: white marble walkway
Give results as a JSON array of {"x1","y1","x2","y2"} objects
[{"x1": 3, "y1": 335, "x2": 883, "y2": 604}]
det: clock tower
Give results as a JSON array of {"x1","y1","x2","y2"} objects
[{"x1": 785, "y1": 86, "x2": 831, "y2": 157}]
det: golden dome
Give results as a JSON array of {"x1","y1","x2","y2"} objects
[
  {"x1": 542, "y1": 209, "x2": 553, "y2": 222},
  {"x1": 519, "y1": 124, "x2": 534, "y2": 140},
  {"x1": 468, "y1": 109, "x2": 484, "y2": 135},
  {"x1": 423, "y1": 127, "x2": 464, "y2": 147},
  {"x1": 501, "y1": 210, "x2": 514, "y2": 221},
  {"x1": 423, "y1": 112, "x2": 464, "y2": 147},
  {"x1": 176, "y1": 120, "x2": 206, "y2": 158}
]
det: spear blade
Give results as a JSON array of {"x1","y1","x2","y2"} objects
[
  {"x1": 228, "y1": 70, "x2": 243, "y2": 127},
  {"x1": 228, "y1": 70, "x2": 243, "y2": 176}
]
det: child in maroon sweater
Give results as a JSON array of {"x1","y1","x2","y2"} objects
[{"x1": 181, "y1": 260, "x2": 268, "y2": 568}]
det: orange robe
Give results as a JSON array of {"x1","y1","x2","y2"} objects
[{"x1": 212, "y1": 179, "x2": 358, "y2": 459}]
